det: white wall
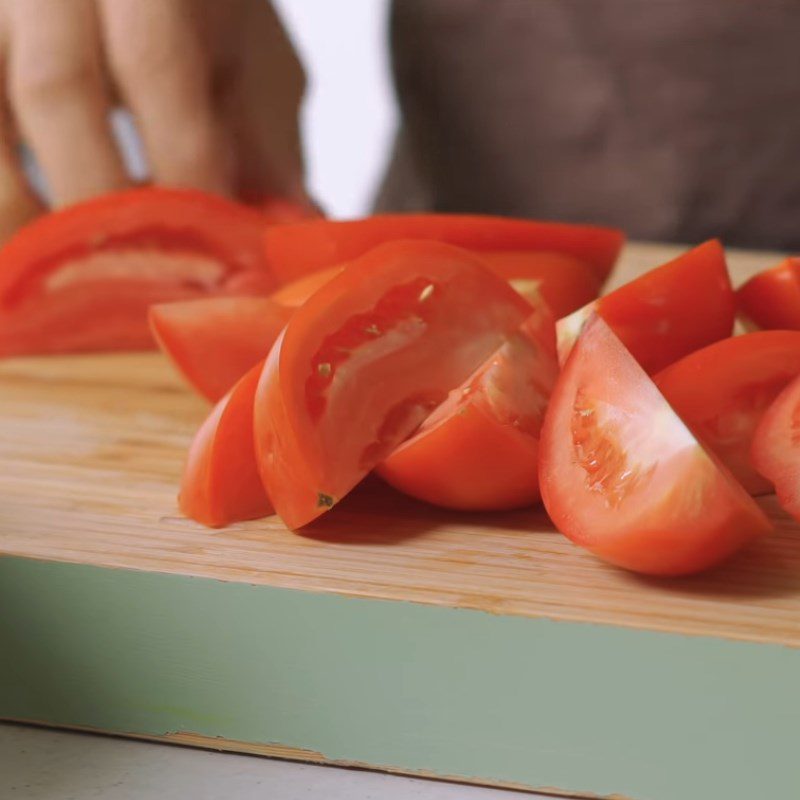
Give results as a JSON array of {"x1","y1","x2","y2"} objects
[{"x1": 274, "y1": 0, "x2": 398, "y2": 218}]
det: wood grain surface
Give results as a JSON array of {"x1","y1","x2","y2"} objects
[{"x1": 1, "y1": 241, "x2": 798, "y2": 647}]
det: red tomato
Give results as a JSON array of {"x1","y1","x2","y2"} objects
[
  {"x1": 539, "y1": 315, "x2": 771, "y2": 576},
  {"x1": 252, "y1": 196, "x2": 324, "y2": 225},
  {"x1": 378, "y1": 299, "x2": 559, "y2": 510},
  {"x1": 655, "y1": 331, "x2": 800, "y2": 495},
  {"x1": 253, "y1": 240, "x2": 532, "y2": 529},
  {"x1": 0, "y1": 188, "x2": 276, "y2": 357},
  {"x1": 150, "y1": 296, "x2": 292, "y2": 402},
  {"x1": 263, "y1": 214, "x2": 625, "y2": 284},
  {"x1": 480, "y1": 250, "x2": 602, "y2": 317},
  {"x1": 557, "y1": 240, "x2": 735, "y2": 374},
  {"x1": 270, "y1": 251, "x2": 600, "y2": 320},
  {"x1": 752, "y1": 373, "x2": 800, "y2": 521},
  {"x1": 736, "y1": 257, "x2": 800, "y2": 330},
  {"x1": 270, "y1": 265, "x2": 345, "y2": 308},
  {"x1": 180, "y1": 362, "x2": 272, "y2": 527}
]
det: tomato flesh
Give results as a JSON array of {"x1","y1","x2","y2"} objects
[
  {"x1": 557, "y1": 240, "x2": 735, "y2": 374},
  {"x1": 655, "y1": 331, "x2": 800, "y2": 495},
  {"x1": 736, "y1": 257, "x2": 800, "y2": 331},
  {"x1": 263, "y1": 214, "x2": 625, "y2": 284},
  {"x1": 540, "y1": 314, "x2": 771, "y2": 576},
  {"x1": 378, "y1": 298, "x2": 559, "y2": 510},
  {"x1": 270, "y1": 265, "x2": 345, "y2": 308},
  {"x1": 480, "y1": 250, "x2": 601, "y2": 317},
  {"x1": 180, "y1": 362, "x2": 272, "y2": 527},
  {"x1": 150, "y1": 296, "x2": 293, "y2": 402},
  {"x1": 752, "y1": 373, "x2": 800, "y2": 521},
  {"x1": 253, "y1": 240, "x2": 532, "y2": 529},
  {"x1": 0, "y1": 188, "x2": 275, "y2": 356}
]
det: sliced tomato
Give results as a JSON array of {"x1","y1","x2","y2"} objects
[
  {"x1": 253, "y1": 196, "x2": 323, "y2": 225},
  {"x1": 378, "y1": 299, "x2": 558, "y2": 510},
  {"x1": 180, "y1": 362, "x2": 272, "y2": 527},
  {"x1": 263, "y1": 214, "x2": 625, "y2": 284},
  {"x1": 655, "y1": 331, "x2": 800, "y2": 495},
  {"x1": 480, "y1": 250, "x2": 601, "y2": 317},
  {"x1": 751, "y1": 373, "x2": 800, "y2": 521},
  {"x1": 270, "y1": 265, "x2": 345, "y2": 308},
  {"x1": 736, "y1": 257, "x2": 800, "y2": 330},
  {"x1": 557, "y1": 240, "x2": 735, "y2": 375},
  {"x1": 150, "y1": 296, "x2": 292, "y2": 402},
  {"x1": 539, "y1": 315, "x2": 771, "y2": 576},
  {"x1": 0, "y1": 187, "x2": 276, "y2": 357},
  {"x1": 253, "y1": 240, "x2": 532, "y2": 529}
]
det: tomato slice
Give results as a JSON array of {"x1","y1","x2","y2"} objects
[
  {"x1": 263, "y1": 214, "x2": 625, "y2": 285},
  {"x1": 752, "y1": 373, "x2": 800, "y2": 521},
  {"x1": 0, "y1": 187, "x2": 276, "y2": 357},
  {"x1": 253, "y1": 240, "x2": 532, "y2": 529},
  {"x1": 655, "y1": 331, "x2": 800, "y2": 495},
  {"x1": 253, "y1": 196, "x2": 323, "y2": 225},
  {"x1": 480, "y1": 250, "x2": 601, "y2": 318},
  {"x1": 150, "y1": 296, "x2": 292, "y2": 402},
  {"x1": 539, "y1": 315, "x2": 771, "y2": 576},
  {"x1": 377, "y1": 299, "x2": 559, "y2": 510},
  {"x1": 557, "y1": 240, "x2": 735, "y2": 375},
  {"x1": 180, "y1": 362, "x2": 272, "y2": 527},
  {"x1": 737, "y1": 257, "x2": 800, "y2": 330},
  {"x1": 270, "y1": 265, "x2": 345, "y2": 308}
]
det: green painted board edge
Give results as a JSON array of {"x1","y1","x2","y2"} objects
[{"x1": 0, "y1": 556, "x2": 797, "y2": 800}]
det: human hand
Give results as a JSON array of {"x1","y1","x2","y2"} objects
[{"x1": 0, "y1": 0, "x2": 308, "y2": 239}]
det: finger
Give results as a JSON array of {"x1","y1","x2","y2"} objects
[
  {"x1": 220, "y1": 0, "x2": 308, "y2": 204},
  {"x1": 99, "y1": 0, "x2": 231, "y2": 195},
  {"x1": 6, "y1": 0, "x2": 128, "y2": 207}
]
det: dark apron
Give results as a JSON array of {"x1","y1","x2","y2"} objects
[{"x1": 377, "y1": 0, "x2": 800, "y2": 250}]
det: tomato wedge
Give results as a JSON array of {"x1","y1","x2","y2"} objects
[
  {"x1": 752, "y1": 373, "x2": 800, "y2": 522},
  {"x1": 253, "y1": 240, "x2": 532, "y2": 529},
  {"x1": 180, "y1": 362, "x2": 272, "y2": 527},
  {"x1": 539, "y1": 315, "x2": 771, "y2": 576},
  {"x1": 557, "y1": 240, "x2": 735, "y2": 375},
  {"x1": 481, "y1": 250, "x2": 601, "y2": 318},
  {"x1": 150, "y1": 296, "x2": 292, "y2": 402},
  {"x1": 263, "y1": 214, "x2": 625, "y2": 284},
  {"x1": 737, "y1": 257, "x2": 800, "y2": 331},
  {"x1": 270, "y1": 265, "x2": 344, "y2": 308},
  {"x1": 0, "y1": 188, "x2": 276, "y2": 357},
  {"x1": 378, "y1": 298, "x2": 559, "y2": 510},
  {"x1": 255, "y1": 196, "x2": 322, "y2": 225},
  {"x1": 270, "y1": 250, "x2": 600, "y2": 320},
  {"x1": 655, "y1": 331, "x2": 800, "y2": 495}
]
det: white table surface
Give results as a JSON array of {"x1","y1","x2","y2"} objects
[{"x1": 0, "y1": 723, "x2": 554, "y2": 800}]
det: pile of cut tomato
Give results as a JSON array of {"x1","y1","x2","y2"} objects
[{"x1": 5, "y1": 186, "x2": 800, "y2": 577}]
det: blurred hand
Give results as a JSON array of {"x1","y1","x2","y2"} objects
[{"x1": 0, "y1": 0, "x2": 308, "y2": 239}]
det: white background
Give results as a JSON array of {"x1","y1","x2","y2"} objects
[{"x1": 274, "y1": 0, "x2": 398, "y2": 218}]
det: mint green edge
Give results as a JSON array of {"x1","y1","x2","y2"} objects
[{"x1": 0, "y1": 556, "x2": 797, "y2": 800}]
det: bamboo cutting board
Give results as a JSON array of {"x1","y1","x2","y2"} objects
[{"x1": 1, "y1": 242, "x2": 799, "y2": 800}]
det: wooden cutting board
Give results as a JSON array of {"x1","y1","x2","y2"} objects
[{"x1": 1, "y1": 242, "x2": 798, "y2": 800}]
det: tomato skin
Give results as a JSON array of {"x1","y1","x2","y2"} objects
[
  {"x1": 264, "y1": 214, "x2": 625, "y2": 284},
  {"x1": 252, "y1": 196, "x2": 323, "y2": 225},
  {"x1": 180, "y1": 362, "x2": 272, "y2": 527},
  {"x1": 557, "y1": 240, "x2": 735, "y2": 375},
  {"x1": 150, "y1": 296, "x2": 293, "y2": 402},
  {"x1": 378, "y1": 303, "x2": 559, "y2": 510},
  {"x1": 479, "y1": 250, "x2": 601, "y2": 318},
  {"x1": 270, "y1": 265, "x2": 345, "y2": 308},
  {"x1": 0, "y1": 187, "x2": 276, "y2": 357},
  {"x1": 736, "y1": 258, "x2": 800, "y2": 330},
  {"x1": 540, "y1": 314, "x2": 771, "y2": 576},
  {"x1": 254, "y1": 240, "x2": 533, "y2": 529},
  {"x1": 752, "y1": 373, "x2": 800, "y2": 521},
  {"x1": 655, "y1": 331, "x2": 800, "y2": 495}
]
